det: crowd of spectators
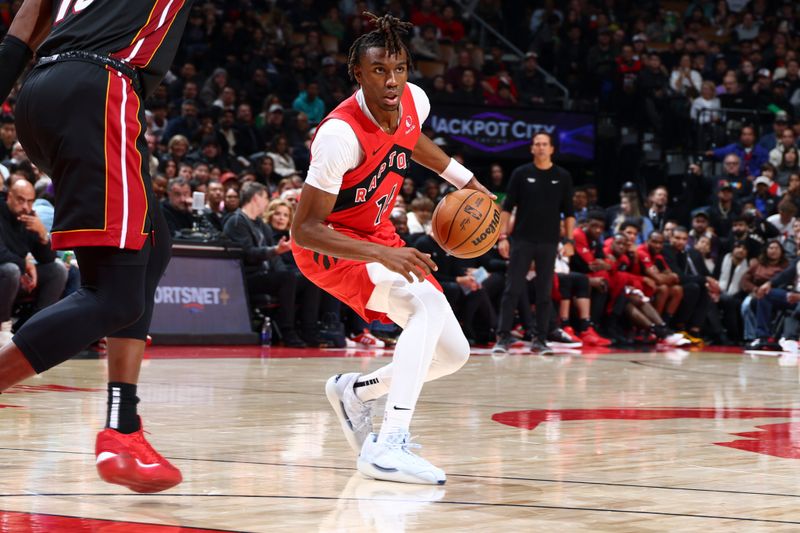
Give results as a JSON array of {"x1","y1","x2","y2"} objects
[{"x1": 2, "y1": 0, "x2": 800, "y2": 350}]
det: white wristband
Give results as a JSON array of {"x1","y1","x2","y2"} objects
[{"x1": 440, "y1": 158, "x2": 473, "y2": 189}]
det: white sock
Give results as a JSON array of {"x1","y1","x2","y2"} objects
[
  {"x1": 380, "y1": 404, "x2": 414, "y2": 438},
  {"x1": 353, "y1": 375, "x2": 389, "y2": 402}
]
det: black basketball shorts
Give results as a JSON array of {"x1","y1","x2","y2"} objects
[{"x1": 16, "y1": 60, "x2": 152, "y2": 251}]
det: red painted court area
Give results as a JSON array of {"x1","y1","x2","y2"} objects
[
  {"x1": 493, "y1": 408, "x2": 800, "y2": 459},
  {"x1": 0, "y1": 511, "x2": 232, "y2": 532},
  {"x1": 140, "y1": 344, "x2": 742, "y2": 360}
]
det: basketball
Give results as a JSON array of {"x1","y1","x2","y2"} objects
[{"x1": 431, "y1": 189, "x2": 501, "y2": 258}]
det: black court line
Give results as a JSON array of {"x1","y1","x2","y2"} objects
[
  {"x1": 0, "y1": 508, "x2": 245, "y2": 532},
  {"x1": 630, "y1": 359, "x2": 799, "y2": 383},
  {"x1": 2, "y1": 445, "x2": 800, "y2": 501},
  {"x1": 0, "y1": 493, "x2": 798, "y2": 525}
]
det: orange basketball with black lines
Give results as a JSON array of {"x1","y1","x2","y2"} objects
[{"x1": 431, "y1": 189, "x2": 501, "y2": 258}]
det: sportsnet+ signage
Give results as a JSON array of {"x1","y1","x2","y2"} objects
[
  {"x1": 150, "y1": 256, "x2": 251, "y2": 336},
  {"x1": 155, "y1": 286, "x2": 231, "y2": 311},
  {"x1": 426, "y1": 106, "x2": 595, "y2": 161}
]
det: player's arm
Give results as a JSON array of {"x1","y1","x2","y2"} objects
[
  {"x1": 411, "y1": 134, "x2": 495, "y2": 199},
  {"x1": 292, "y1": 185, "x2": 437, "y2": 283},
  {"x1": 0, "y1": 0, "x2": 53, "y2": 102}
]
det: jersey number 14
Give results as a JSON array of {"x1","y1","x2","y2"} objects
[{"x1": 55, "y1": 0, "x2": 96, "y2": 24}]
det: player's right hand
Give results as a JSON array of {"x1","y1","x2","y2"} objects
[{"x1": 381, "y1": 247, "x2": 438, "y2": 283}]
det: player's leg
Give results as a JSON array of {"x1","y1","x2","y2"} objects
[
  {"x1": 353, "y1": 301, "x2": 470, "y2": 397},
  {"x1": 94, "y1": 210, "x2": 181, "y2": 493},
  {"x1": 326, "y1": 302, "x2": 469, "y2": 456},
  {"x1": 494, "y1": 240, "x2": 537, "y2": 352},
  {"x1": 355, "y1": 276, "x2": 460, "y2": 484},
  {"x1": 8, "y1": 248, "x2": 149, "y2": 378},
  {"x1": 531, "y1": 243, "x2": 558, "y2": 353}
]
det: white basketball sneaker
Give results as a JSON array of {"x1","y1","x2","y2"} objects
[
  {"x1": 357, "y1": 431, "x2": 446, "y2": 485},
  {"x1": 326, "y1": 373, "x2": 375, "y2": 454}
]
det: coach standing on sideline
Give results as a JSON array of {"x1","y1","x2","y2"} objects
[{"x1": 493, "y1": 132, "x2": 575, "y2": 354}]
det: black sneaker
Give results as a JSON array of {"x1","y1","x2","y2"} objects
[
  {"x1": 492, "y1": 333, "x2": 513, "y2": 353},
  {"x1": 547, "y1": 328, "x2": 582, "y2": 347},
  {"x1": 747, "y1": 338, "x2": 781, "y2": 351},
  {"x1": 282, "y1": 331, "x2": 308, "y2": 348},
  {"x1": 530, "y1": 338, "x2": 554, "y2": 355}
]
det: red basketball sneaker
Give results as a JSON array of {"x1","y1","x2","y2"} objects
[
  {"x1": 95, "y1": 418, "x2": 182, "y2": 493},
  {"x1": 579, "y1": 326, "x2": 612, "y2": 347}
]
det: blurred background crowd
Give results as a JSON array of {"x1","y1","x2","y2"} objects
[{"x1": 2, "y1": 0, "x2": 800, "y2": 351}]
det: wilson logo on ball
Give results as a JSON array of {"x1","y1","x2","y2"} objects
[
  {"x1": 471, "y1": 209, "x2": 500, "y2": 246},
  {"x1": 432, "y1": 189, "x2": 501, "y2": 259}
]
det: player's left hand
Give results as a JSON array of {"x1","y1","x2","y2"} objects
[{"x1": 462, "y1": 177, "x2": 496, "y2": 201}]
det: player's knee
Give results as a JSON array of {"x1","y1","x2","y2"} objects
[
  {"x1": 449, "y1": 334, "x2": 470, "y2": 371},
  {"x1": 101, "y1": 290, "x2": 146, "y2": 331},
  {"x1": 418, "y1": 289, "x2": 450, "y2": 325},
  {"x1": 435, "y1": 330, "x2": 470, "y2": 376}
]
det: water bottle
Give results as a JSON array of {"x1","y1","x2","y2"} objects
[{"x1": 260, "y1": 317, "x2": 272, "y2": 347}]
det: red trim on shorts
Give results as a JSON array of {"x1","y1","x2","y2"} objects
[
  {"x1": 112, "y1": 0, "x2": 187, "y2": 67},
  {"x1": 50, "y1": 72, "x2": 148, "y2": 251}
]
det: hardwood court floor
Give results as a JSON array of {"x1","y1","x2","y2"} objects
[{"x1": 1, "y1": 344, "x2": 800, "y2": 532}]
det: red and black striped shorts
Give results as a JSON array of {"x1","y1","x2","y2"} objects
[{"x1": 16, "y1": 60, "x2": 151, "y2": 251}]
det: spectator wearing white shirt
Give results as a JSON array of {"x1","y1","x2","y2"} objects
[
  {"x1": 266, "y1": 135, "x2": 297, "y2": 178},
  {"x1": 767, "y1": 199, "x2": 798, "y2": 242},
  {"x1": 406, "y1": 197, "x2": 434, "y2": 236},
  {"x1": 670, "y1": 54, "x2": 703, "y2": 96},
  {"x1": 769, "y1": 128, "x2": 798, "y2": 168},
  {"x1": 783, "y1": 218, "x2": 800, "y2": 260},
  {"x1": 691, "y1": 80, "x2": 721, "y2": 123},
  {"x1": 717, "y1": 241, "x2": 749, "y2": 342}
]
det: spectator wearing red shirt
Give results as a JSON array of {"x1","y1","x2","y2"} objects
[
  {"x1": 605, "y1": 230, "x2": 648, "y2": 314},
  {"x1": 606, "y1": 234, "x2": 687, "y2": 345},
  {"x1": 615, "y1": 44, "x2": 642, "y2": 86},
  {"x1": 571, "y1": 210, "x2": 612, "y2": 325},
  {"x1": 410, "y1": 0, "x2": 442, "y2": 29},
  {"x1": 637, "y1": 231, "x2": 684, "y2": 321},
  {"x1": 435, "y1": 5, "x2": 465, "y2": 42}
]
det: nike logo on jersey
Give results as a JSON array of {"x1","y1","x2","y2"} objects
[
  {"x1": 393, "y1": 406, "x2": 411, "y2": 410},
  {"x1": 551, "y1": 180, "x2": 559, "y2": 184},
  {"x1": 527, "y1": 178, "x2": 536, "y2": 183},
  {"x1": 372, "y1": 143, "x2": 387, "y2": 156}
]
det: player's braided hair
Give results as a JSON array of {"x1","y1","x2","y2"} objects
[{"x1": 347, "y1": 12, "x2": 414, "y2": 81}]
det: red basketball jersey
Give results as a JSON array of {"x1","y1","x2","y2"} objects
[{"x1": 316, "y1": 87, "x2": 421, "y2": 247}]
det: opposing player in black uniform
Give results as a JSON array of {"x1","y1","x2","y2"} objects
[{"x1": 0, "y1": 0, "x2": 194, "y2": 493}]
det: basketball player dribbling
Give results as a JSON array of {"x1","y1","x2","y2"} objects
[
  {"x1": 292, "y1": 13, "x2": 494, "y2": 485},
  {"x1": 0, "y1": 0, "x2": 194, "y2": 492}
]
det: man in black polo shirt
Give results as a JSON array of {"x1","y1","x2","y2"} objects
[{"x1": 493, "y1": 132, "x2": 575, "y2": 354}]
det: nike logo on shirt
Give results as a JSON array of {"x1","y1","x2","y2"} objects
[
  {"x1": 551, "y1": 180, "x2": 559, "y2": 184},
  {"x1": 372, "y1": 143, "x2": 387, "y2": 156},
  {"x1": 527, "y1": 178, "x2": 536, "y2": 183}
]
